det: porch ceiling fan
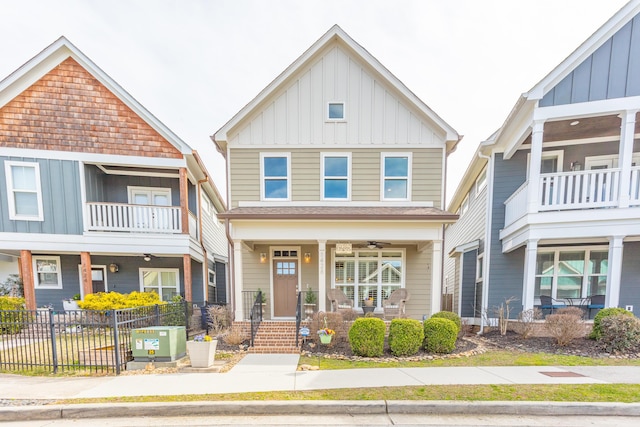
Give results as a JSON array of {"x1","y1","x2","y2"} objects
[{"x1": 358, "y1": 241, "x2": 390, "y2": 249}]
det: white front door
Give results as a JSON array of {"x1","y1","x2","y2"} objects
[{"x1": 128, "y1": 187, "x2": 172, "y2": 230}]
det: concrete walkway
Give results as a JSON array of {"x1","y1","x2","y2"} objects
[{"x1": 1, "y1": 354, "x2": 640, "y2": 401}]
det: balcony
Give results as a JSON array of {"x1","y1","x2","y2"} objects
[
  {"x1": 86, "y1": 202, "x2": 183, "y2": 233},
  {"x1": 504, "y1": 166, "x2": 640, "y2": 228}
]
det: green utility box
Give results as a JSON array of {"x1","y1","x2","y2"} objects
[{"x1": 131, "y1": 326, "x2": 186, "y2": 362}]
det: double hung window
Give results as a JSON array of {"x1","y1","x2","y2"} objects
[
  {"x1": 322, "y1": 153, "x2": 350, "y2": 200},
  {"x1": 33, "y1": 256, "x2": 62, "y2": 289},
  {"x1": 140, "y1": 268, "x2": 180, "y2": 301},
  {"x1": 5, "y1": 161, "x2": 44, "y2": 221},
  {"x1": 382, "y1": 154, "x2": 411, "y2": 200},
  {"x1": 261, "y1": 153, "x2": 290, "y2": 200}
]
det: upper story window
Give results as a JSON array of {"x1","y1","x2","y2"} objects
[
  {"x1": 33, "y1": 256, "x2": 62, "y2": 289},
  {"x1": 261, "y1": 153, "x2": 291, "y2": 200},
  {"x1": 322, "y1": 153, "x2": 351, "y2": 200},
  {"x1": 327, "y1": 102, "x2": 345, "y2": 120},
  {"x1": 476, "y1": 168, "x2": 487, "y2": 195},
  {"x1": 4, "y1": 161, "x2": 44, "y2": 221},
  {"x1": 381, "y1": 153, "x2": 411, "y2": 200},
  {"x1": 459, "y1": 194, "x2": 469, "y2": 216}
]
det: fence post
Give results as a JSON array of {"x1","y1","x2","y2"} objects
[
  {"x1": 112, "y1": 309, "x2": 121, "y2": 375},
  {"x1": 48, "y1": 308, "x2": 58, "y2": 374},
  {"x1": 154, "y1": 304, "x2": 160, "y2": 326},
  {"x1": 184, "y1": 301, "x2": 189, "y2": 339}
]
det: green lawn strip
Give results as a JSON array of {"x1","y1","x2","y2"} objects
[
  {"x1": 56, "y1": 384, "x2": 640, "y2": 404},
  {"x1": 300, "y1": 351, "x2": 640, "y2": 370}
]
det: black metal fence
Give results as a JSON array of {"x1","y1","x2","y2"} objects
[{"x1": 0, "y1": 302, "x2": 190, "y2": 375}]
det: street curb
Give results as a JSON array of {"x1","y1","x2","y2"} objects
[{"x1": 2, "y1": 400, "x2": 640, "y2": 422}]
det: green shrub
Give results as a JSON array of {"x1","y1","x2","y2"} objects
[
  {"x1": 589, "y1": 307, "x2": 633, "y2": 340},
  {"x1": 430, "y1": 311, "x2": 462, "y2": 334},
  {"x1": 423, "y1": 317, "x2": 457, "y2": 354},
  {"x1": 78, "y1": 291, "x2": 165, "y2": 310},
  {"x1": 348, "y1": 317, "x2": 385, "y2": 357},
  {"x1": 598, "y1": 315, "x2": 640, "y2": 353},
  {"x1": 0, "y1": 296, "x2": 27, "y2": 334},
  {"x1": 388, "y1": 318, "x2": 424, "y2": 356}
]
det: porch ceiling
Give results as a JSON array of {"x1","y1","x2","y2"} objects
[{"x1": 521, "y1": 114, "x2": 637, "y2": 145}]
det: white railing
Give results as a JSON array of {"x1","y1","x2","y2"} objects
[
  {"x1": 630, "y1": 166, "x2": 640, "y2": 206},
  {"x1": 86, "y1": 202, "x2": 182, "y2": 233},
  {"x1": 188, "y1": 211, "x2": 198, "y2": 240},
  {"x1": 504, "y1": 182, "x2": 528, "y2": 227},
  {"x1": 538, "y1": 169, "x2": 620, "y2": 211}
]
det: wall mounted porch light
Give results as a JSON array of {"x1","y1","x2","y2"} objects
[
  {"x1": 260, "y1": 253, "x2": 267, "y2": 263},
  {"x1": 304, "y1": 252, "x2": 311, "y2": 263},
  {"x1": 143, "y1": 254, "x2": 152, "y2": 262},
  {"x1": 108, "y1": 263, "x2": 119, "y2": 273}
]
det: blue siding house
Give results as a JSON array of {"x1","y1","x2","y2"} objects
[
  {"x1": 445, "y1": 0, "x2": 640, "y2": 327},
  {"x1": 0, "y1": 37, "x2": 228, "y2": 310}
]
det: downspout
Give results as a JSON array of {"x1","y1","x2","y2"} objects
[
  {"x1": 225, "y1": 219, "x2": 235, "y2": 315},
  {"x1": 477, "y1": 149, "x2": 492, "y2": 335}
]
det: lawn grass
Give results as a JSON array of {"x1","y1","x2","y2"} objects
[
  {"x1": 299, "y1": 350, "x2": 640, "y2": 370},
  {"x1": 59, "y1": 383, "x2": 640, "y2": 404}
]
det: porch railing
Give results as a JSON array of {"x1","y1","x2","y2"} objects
[
  {"x1": 504, "y1": 182, "x2": 528, "y2": 226},
  {"x1": 249, "y1": 291, "x2": 263, "y2": 348},
  {"x1": 86, "y1": 202, "x2": 182, "y2": 233},
  {"x1": 539, "y1": 169, "x2": 620, "y2": 211}
]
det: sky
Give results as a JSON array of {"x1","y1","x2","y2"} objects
[{"x1": 0, "y1": 0, "x2": 631, "y2": 206}]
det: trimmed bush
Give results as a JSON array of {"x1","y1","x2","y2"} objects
[
  {"x1": 388, "y1": 318, "x2": 424, "y2": 357},
  {"x1": 589, "y1": 307, "x2": 633, "y2": 340},
  {"x1": 544, "y1": 313, "x2": 584, "y2": 346},
  {"x1": 348, "y1": 317, "x2": 385, "y2": 357},
  {"x1": 423, "y1": 318, "x2": 457, "y2": 354},
  {"x1": 0, "y1": 296, "x2": 27, "y2": 334},
  {"x1": 78, "y1": 291, "x2": 165, "y2": 310},
  {"x1": 598, "y1": 315, "x2": 640, "y2": 353},
  {"x1": 430, "y1": 311, "x2": 462, "y2": 334}
]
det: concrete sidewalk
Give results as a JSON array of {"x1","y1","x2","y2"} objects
[{"x1": 1, "y1": 354, "x2": 640, "y2": 400}]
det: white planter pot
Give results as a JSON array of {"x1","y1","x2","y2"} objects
[
  {"x1": 63, "y1": 300, "x2": 79, "y2": 311},
  {"x1": 186, "y1": 340, "x2": 217, "y2": 368}
]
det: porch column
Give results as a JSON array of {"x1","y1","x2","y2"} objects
[
  {"x1": 522, "y1": 239, "x2": 538, "y2": 311},
  {"x1": 618, "y1": 110, "x2": 638, "y2": 208},
  {"x1": 179, "y1": 167, "x2": 189, "y2": 234},
  {"x1": 318, "y1": 240, "x2": 327, "y2": 312},
  {"x1": 19, "y1": 250, "x2": 36, "y2": 310},
  {"x1": 527, "y1": 120, "x2": 544, "y2": 214},
  {"x1": 183, "y1": 254, "x2": 192, "y2": 302},
  {"x1": 430, "y1": 240, "x2": 443, "y2": 315},
  {"x1": 233, "y1": 240, "x2": 244, "y2": 321},
  {"x1": 80, "y1": 252, "x2": 93, "y2": 297},
  {"x1": 606, "y1": 236, "x2": 624, "y2": 308}
]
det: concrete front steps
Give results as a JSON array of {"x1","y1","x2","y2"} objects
[{"x1": 247, "y1": 321, "x2": 301, "y2": 354}]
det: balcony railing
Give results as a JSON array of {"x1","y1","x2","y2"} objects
[
  {"x1": 86, "y1": 202, "x2": 182, "y2": 233},
  {"x1": 504, "y1": 166, "x2": 640, "y2": 228}
]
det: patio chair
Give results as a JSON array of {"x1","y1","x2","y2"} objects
[
  {"x1": 587, "y1": 294, "x2": 605, "y2": 318},
  {"x1": 539, "y1": 295, "x2": 566, "y2": 314},
  {"x1": 327, "y1": 289, "x2": 354, "y2": 313},
  {"x1": 382, "y1": 289, "x2": 409, "y2": 320}
]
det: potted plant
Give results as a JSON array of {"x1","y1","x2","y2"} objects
[
  {"x1": 186, "y1": 333, "x2": 217, "y2": 368},
  {"x1": 257, "y1": 288, "x2": 267, "y2": 305},
  {"x1": 304, "y1": 289, "x2": 317, "y2": 320},
  {"x1": 317, "y1": 327, "x2": 335, "y2": 344},
  {"x1": 62, "y1": 294, "x2": 81, "y2": 311}
]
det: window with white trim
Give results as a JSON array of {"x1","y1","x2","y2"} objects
[
  {"x1": 535, "y1": 248, "x2": 607, "y2": 300},
  {"x1": 322, "y1": 153, "x2": 350, "y2": 200},
  {"x1": 381, "y1": 153, "x2": 411, "y2": 200},
  {"x1": 4, "y1": 161, "x2": 44, "y2": 221},
  {"x1": 476, "y1": 253, "x2": 484, "y2": 282},
  {"x1": 140, "y1": 268, "x2": 180, "y2": 302},
  {"x1": 333, "y1": 249, "x2": 404, "y2": 309},
  {"x1": 261, "y1": 153, "x2": 290, "y2": 200},
  {"x1": 327, "y1": 102, "x2": 345, "y2": 120},
  {"x1": 476, "y1": 168, "x2": 487, "y2": 195},
  {"x1": 33, "y1": 256, "x2": 62, "y2": 289},
  {"x1": 459, "y1": 194, "x2": 469, "y2": 216}
]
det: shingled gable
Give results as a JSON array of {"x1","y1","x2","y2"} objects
[
  {"x1": 0, "y1": 36, "x2": 191, "y2": 157},
  {"x1": 212, "y1": 24, "x2": 461, "y2": 154},
  {"x1": 496, "y1": 0, "x2": 640, "y2": 159}
]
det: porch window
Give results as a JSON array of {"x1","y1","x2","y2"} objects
[
  {"x1": 534, "y1": 248, "x2": 607, "y2": 300},
  {"x1": 140, "y1": 268, "x2": 180, "y2": 301},
  {"x1": 4, "y1": 161, "x2": 44, "y2": 221},
  {"x1": 261, "y1": 153, "x2": 290, "y2": 200},
  {"x1": 322, "y1": 153, "x2": 350, "y2": 200},
  {"x1": 33, "y1": 256, "x2": 62, "y2": 289},
  {"x1": 381, "y1": 153, "x2": 411, "y2": 200},
  {"x1": 333, "y1": 250, "x2": 404, "y2": 308}
]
